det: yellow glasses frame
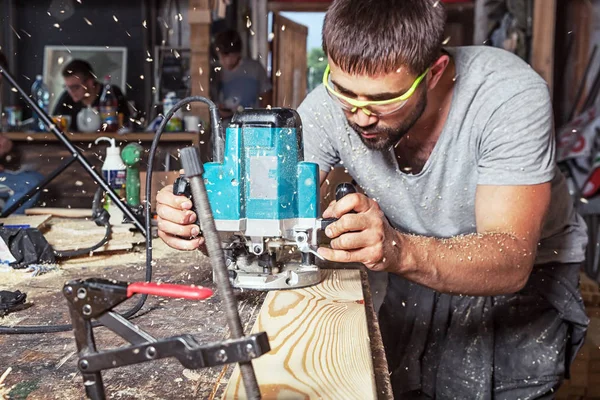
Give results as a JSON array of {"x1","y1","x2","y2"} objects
[{"x1": 322, "y1": 64, "x2": 429, "y2": 116}]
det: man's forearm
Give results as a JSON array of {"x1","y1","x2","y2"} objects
[{"x1": 394, "y1": 231, "x2": 535, "y2": 296}]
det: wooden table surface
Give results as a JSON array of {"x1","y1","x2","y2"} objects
[{"x1": 0, "y1": 239, "x2": 391, "y2": 400}]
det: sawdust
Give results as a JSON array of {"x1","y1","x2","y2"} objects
[
  {"x1": 42, "y1": 217, "x2": 144, "y2": 252},
  {"x1": 0, "y1": 238, "x2": 190, "y2": 290},
  {"x1": 0, "y1": 367, "x2": 11, "y2": 399}
]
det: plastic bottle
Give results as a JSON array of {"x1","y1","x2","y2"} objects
[
  {"x1": 163, "y1": 92, "x2": 183, "y2": 132},
  {"x1": 99, "y1": 75, "x2": 119, "y2": 132},
  {"x1": 94, "y1": 136, "x2": 126, "y2": 224},
  {"x1": 31, "y1": 75, "x2": 50, "y2": 132}
]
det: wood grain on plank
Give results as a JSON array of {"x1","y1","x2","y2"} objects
[
  {"x1": 0, "y1": 214, "x2": 52, "y2": 229},
  {"x1": 222, "y1": 269, "x2": 377, "y2": 400},
  {"x1": 25, "y1": 208, "x2": 93, "y2": 218}
]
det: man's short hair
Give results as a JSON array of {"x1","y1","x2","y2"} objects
[
  {"x1": 213, "y1": 29, "x2": 242, "y2": 55},
  {"x1": 62, "y1": 59, "x2": 95, "y2": 80},
  {"x1": 322, "y1": 0, "x2": 446, "y2": 76}
]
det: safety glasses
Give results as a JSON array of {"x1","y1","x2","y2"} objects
[{"x1": 322, "y1": 64, "x2": 429, "y2": 117}]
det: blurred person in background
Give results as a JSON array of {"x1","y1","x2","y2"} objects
[
  {"x1": 210, "y1": 29, "x2": 272, "y2": 124},
  {"x1": 53, "y1": 59, "x2": 130, "y2": 131}
]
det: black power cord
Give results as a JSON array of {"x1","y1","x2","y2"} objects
[
  {"x1": 0, "y1": 96, "x2": 222, "y2": 334},
  {"x1": 53, "y1": 188, "x2": 112, "y2": 259}
]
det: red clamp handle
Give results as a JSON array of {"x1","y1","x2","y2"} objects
[{"x1": 127, "y1": 282, "x2": 214, "y2": 300}]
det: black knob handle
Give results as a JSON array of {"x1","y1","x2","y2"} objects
[
  {"x1": 320, "y1": 182, "x2": 357, "y2": 230},
  {"x1": 335, "y1": 182, "x2": 357, "y2": 201},
  {"x1": 173, "y1": 175, "x2": 191, "y2": 197}
]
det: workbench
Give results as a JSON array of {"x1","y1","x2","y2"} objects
[
  {"x1": 3, "y1": 131, "x2": 204, "y2": 209},
  {"x1": 0, "y1": 233, "x2": 392, "y2": 399}
]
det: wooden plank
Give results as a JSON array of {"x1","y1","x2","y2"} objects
[
  {"x1": 531, "y1": 0, "x2": 557, "y2": 97},
  {"x1": 0, "y1": 214, "x2": 51, "y2": 229},
  {"x1": 25, "y1": 208, "x2": 92, "y2": 218},
  {"x1": 222, "y1": 269, "x2": 377, "y2": 400}
]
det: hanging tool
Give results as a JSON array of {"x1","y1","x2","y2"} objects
[{"x1": 175, "y1": 109, "x2": 357, "y2": 291}]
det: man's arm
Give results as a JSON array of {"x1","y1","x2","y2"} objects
[
  {"x1": 394, "y1": 183, "x2": 551, "y2": 295},
  {"x1": 319, "y1": 182, "x2": 551, "y2": 296}
]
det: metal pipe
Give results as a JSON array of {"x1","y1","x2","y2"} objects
[{"x1": 181, "y1": 146, "x2": 261, "y2": 400}]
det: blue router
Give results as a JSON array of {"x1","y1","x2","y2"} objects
[{"x1": 202, "y1": 108, "x2": 323, "y2": 290}]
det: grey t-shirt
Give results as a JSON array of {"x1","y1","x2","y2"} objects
[{"x1": 298, "y1": 45, "x2": 588, "y2": 266}]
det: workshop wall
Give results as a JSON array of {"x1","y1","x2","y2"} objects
[{"x1": 5, "y1": 0, "x2": 150, "y2": 120}]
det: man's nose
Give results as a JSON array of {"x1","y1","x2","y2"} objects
[{"x1": 351, "y1": 108, "x2": 378, "y2": 127}]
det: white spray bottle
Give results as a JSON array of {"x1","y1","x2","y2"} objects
[{"x1": 94, "y1": 137, "x2": 126, "y2": 225}]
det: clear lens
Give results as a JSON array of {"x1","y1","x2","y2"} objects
[{"x1": 325, "y1": 88, "x2": 407, "y2": 117}]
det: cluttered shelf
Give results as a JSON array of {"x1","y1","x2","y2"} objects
[{"x1": 3, "y1": 131, "x2": 201, "y2": 146}]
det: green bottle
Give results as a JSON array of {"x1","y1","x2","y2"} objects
[{"x1": 121, "y1": 143, "x2": 144, "y2": 207}]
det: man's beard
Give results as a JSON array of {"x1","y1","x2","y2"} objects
[{"x1": 348, "y1": 89, "x2": 427, "y2": 151}]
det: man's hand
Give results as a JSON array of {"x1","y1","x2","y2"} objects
[
  {"x1": 317, "y1": 193, "x2": 400, "y2": 271},
  {"x1": 156, "y1": 184, "x2": 204, "y2": 251}
]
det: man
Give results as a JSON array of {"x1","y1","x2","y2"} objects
[
  {"x1": 0, "y1": 51, "x2": 44, "y2": 214},
  {"x1": 210, "y1": 29, "x2": 272, "y2": 123},
  {"x1": 154, "y1": 0, "x2": 590, "y2": 398},
  {"x1": 53, "y1": 59, "x2": 130, "y2": 132}
]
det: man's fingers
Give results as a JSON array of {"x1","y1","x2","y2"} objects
[
  {"x1": 157, "y1": 217, "x2": 200, "y2": 238},
  {"x1": 157, "y1": 230, "x2": 204, "y2": 251},
  {"x1": 156, "y1": 184, "x2": 193, "y2": 210},
  {"x1": 329, "y1": 231, "x2": 372, "y2": 251},
  {"x1": 317, "y1": 246, "x2": 371, "y2": 264},
  {"x1": 322, "y1": 200, "x2": 337, "y2": 219},
  {"x1": 324, "y1": 214, "x2": 368, "y2": 239},
  {"x1": 332, "y1": 193, "x2": 371, "y2": 217},
  {"x1": 156, "y1": 203, "x2": 197, "y2": 225}
]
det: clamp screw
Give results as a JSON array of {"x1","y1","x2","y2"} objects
[
  {"x1": 253, "y1": 245, "x2": 261, "y2": 254},
  {"x1": 79, "y1": 359, "x2": 89, "y2": 370},
  {"x1": 82, "y1": 304, "x2": 92, "y2": 316},
  {"x1": 216, "y1": 349, "x2": 228, "y2": 362},
  {"x1": 64, "y1": 286, "x2": 73, "y2": 295},
  {"x1": 245, "y1": 343, "x2": 256, "y2": 358},
  {"x1": 145, "y1": 346, "x2": 157, "y2": 359}
]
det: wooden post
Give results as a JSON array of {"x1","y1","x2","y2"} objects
[
  {"x1": 531, "y1": 0, "x2": 557, "y2": 98},
  {"x1": 189, "y1": 0, "x2": 212, "y2": 161}
]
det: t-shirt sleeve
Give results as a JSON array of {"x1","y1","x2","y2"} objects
[
  {"x1": 477, "y1": 84, "x2": 555, "y2": 185},
  {"x1": 297, "y1": 89, "x2": 340, "y2": 173}
]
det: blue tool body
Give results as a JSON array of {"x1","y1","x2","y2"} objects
[{"x1": 203, "y1": 109, "x2": 319, "y2": 239}]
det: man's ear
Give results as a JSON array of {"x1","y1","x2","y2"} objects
[{"x1": 426, "y1": 54, "x2": 450, "y2": 90}]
